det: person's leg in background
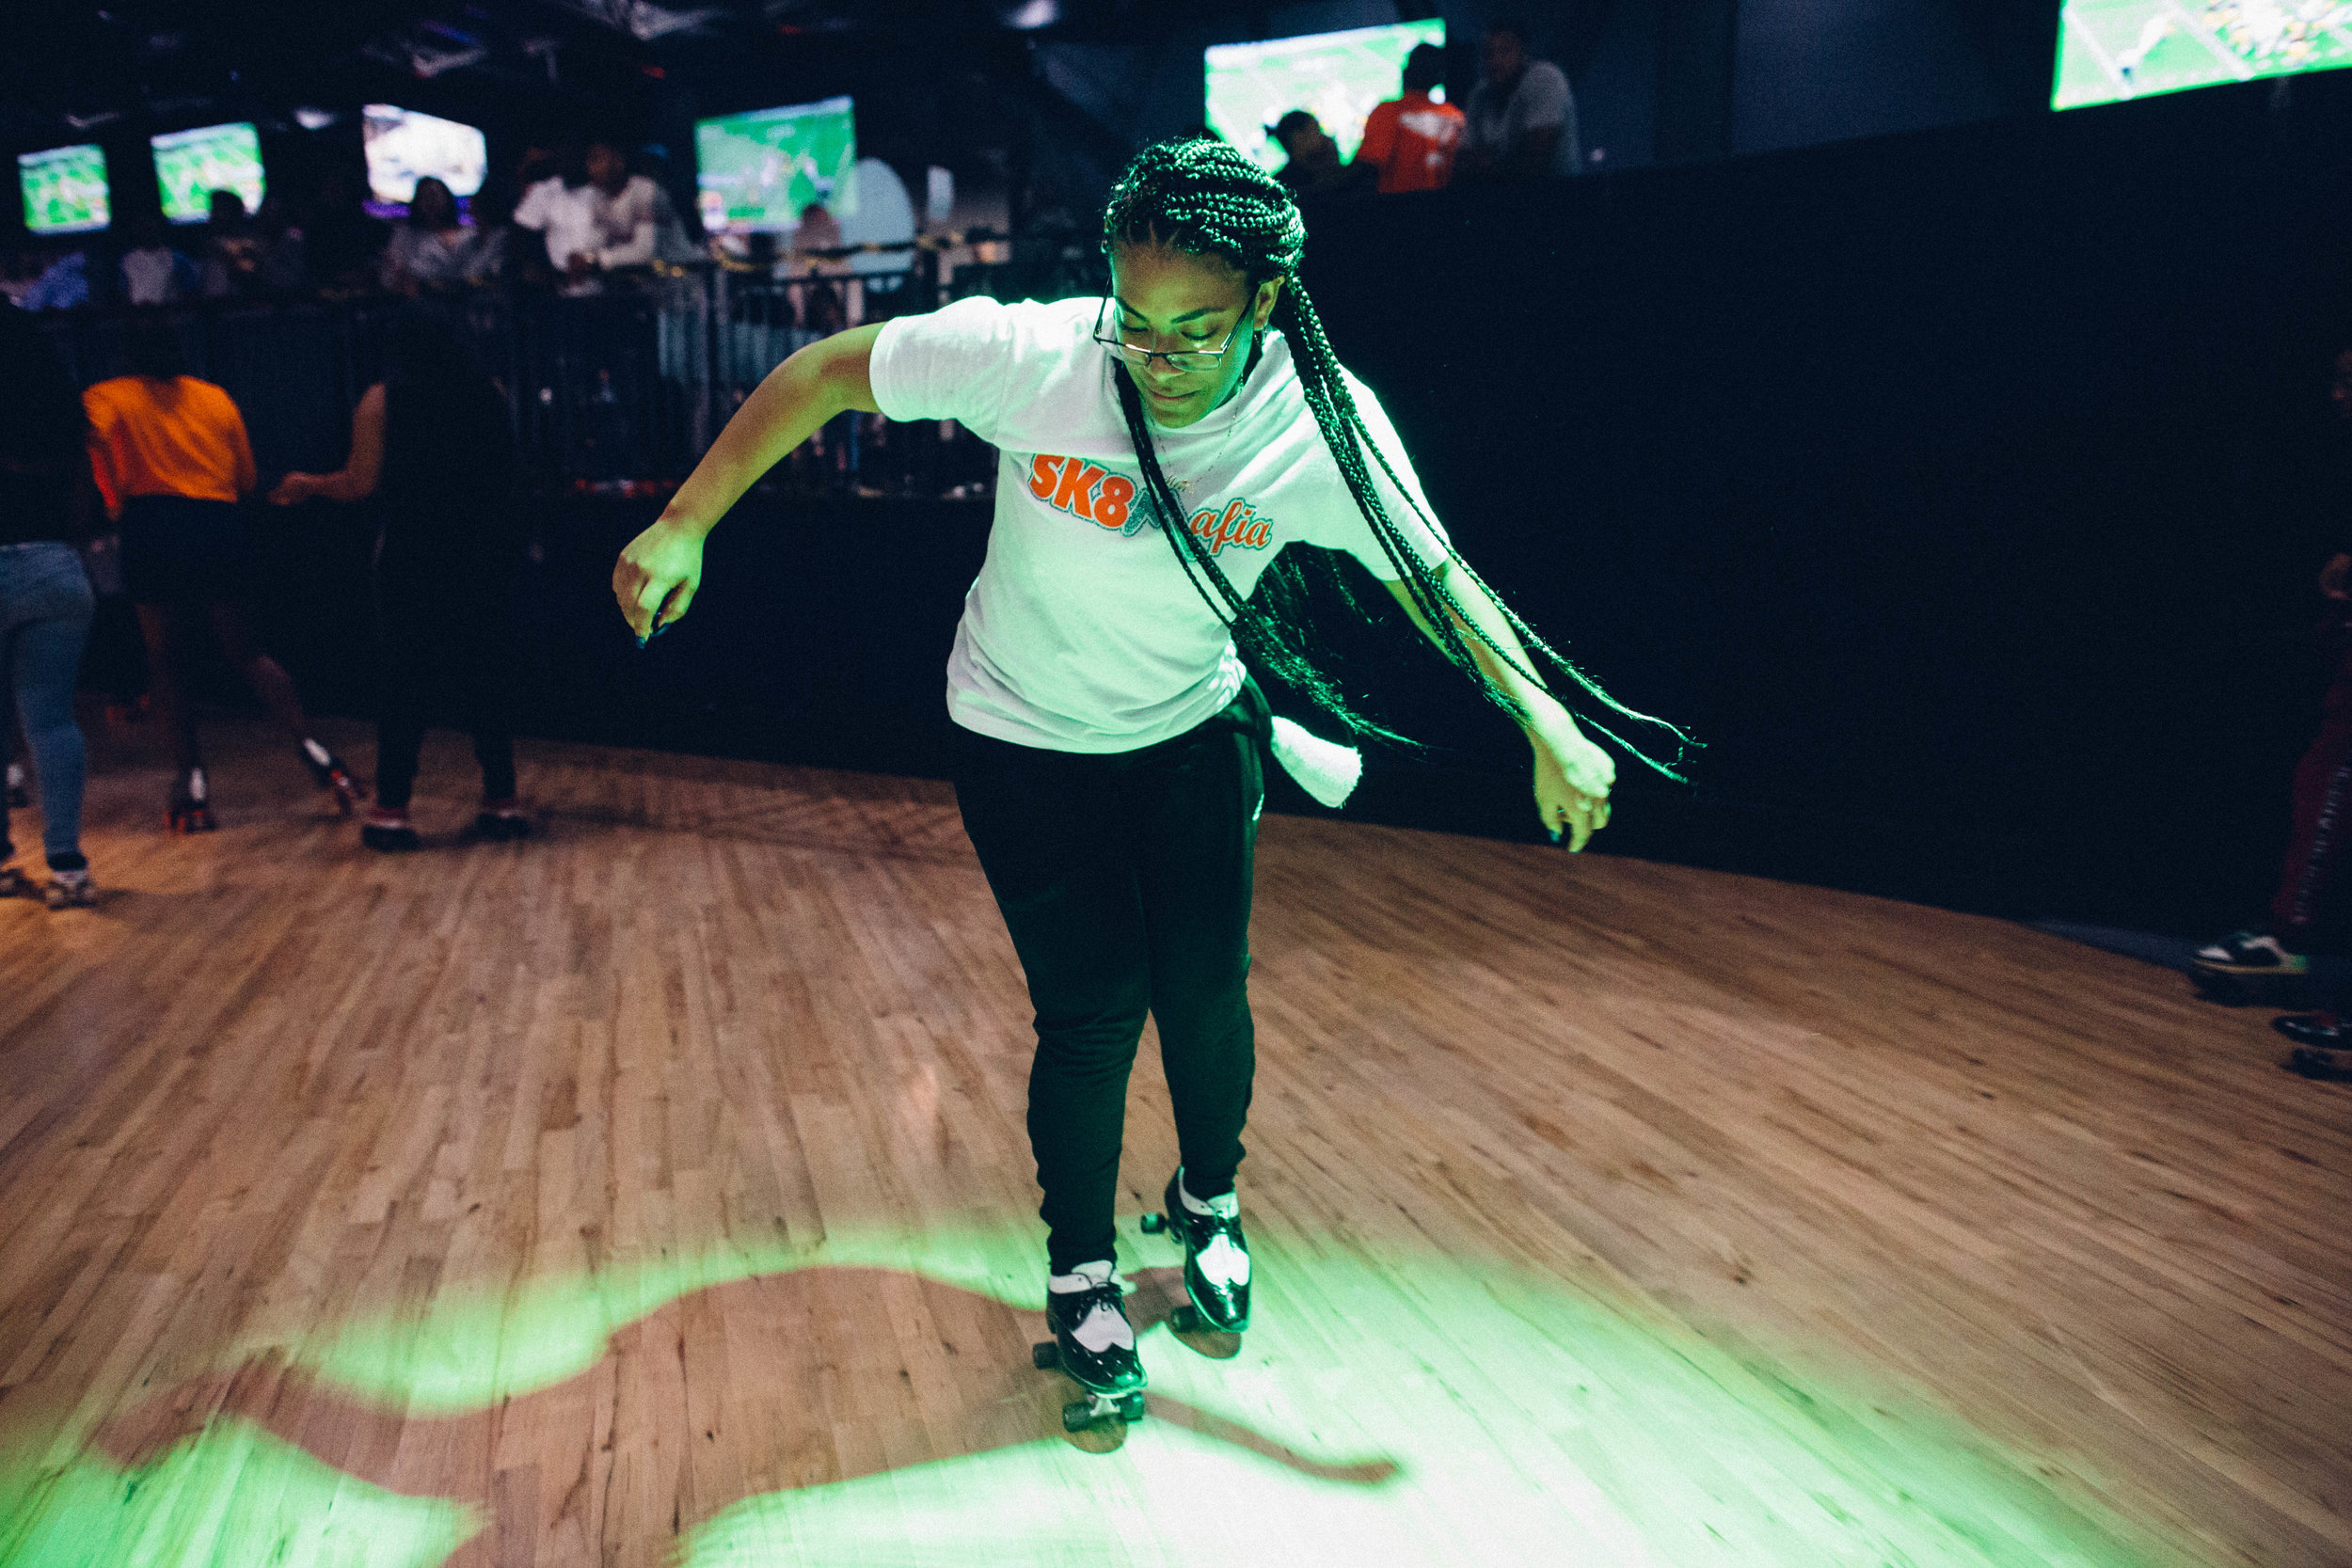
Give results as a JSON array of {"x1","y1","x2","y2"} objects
[
  {"x1": 2198, "y1": 643, "x2": 2352, "y2": 977},
  {"x1": 133, "y1": 601, "x2": 212, "y2": 829},
  {"x1": 0, "y1": 543, "x2": 96, "y2": 903},
  {"x1": 202, "y1": 600, "x2": 364, "y2": 815},
  {"x1": 457, "y1": 584, "x2": 527, "y2": 838},
  {"x1": 363, "y1": 594, "x2": 432, "y2": 851}
]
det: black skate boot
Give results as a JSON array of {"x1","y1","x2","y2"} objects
[
  {"x1": 1139, "y1": 1168, "x2": 1250, "y2": 1334},
  {"x1": 167, "y1": 768, "x2": 216, "y2": 833},
  {"x1": 360, "y1": 807, "x2": 420, "y2": 853},
  {"x1": 1030, "y1": 1261, "x2": 1147, "y2": 1432},
  {"x1": 303, "y1": 741, "x2": 365, "y2": 816},
  {"x1": 0, "y1": 860, "x2": 35, "y2": 899},
  {"x1": 474, "y1": 798, "x2": 532, "y2": 842}
]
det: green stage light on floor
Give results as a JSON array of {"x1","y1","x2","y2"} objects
[{"x1": 0, "y1": 1223, "x2": 2164, "y2": 1567}]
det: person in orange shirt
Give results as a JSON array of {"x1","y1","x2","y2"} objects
[
  {"x1": 84, "y1": 320, "x2": 362, "y2": 830},
  {"x1": 1353, "y1": 44, "x2": 1467, "y2": 196}
]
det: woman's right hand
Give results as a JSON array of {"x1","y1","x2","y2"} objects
[{"x1": 613, "y1": 516, "x2": 705, "y2": 642}]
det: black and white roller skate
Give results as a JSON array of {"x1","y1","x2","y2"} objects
[
  {"x1": 1139, "y1": 1168, "x2": 1250, "y2": 1334},
  {"x1": 302, "y1": 740, "x2": 365, "y2": 816},
  {"x1": 1030, "y1": 1261, "x2": 1147, "y2": 1433},
  {"x1": 166, "y1": 768, "x2": 216, "y2": 833}
]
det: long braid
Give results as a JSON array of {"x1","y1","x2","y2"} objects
[{"x1": 1102, "y1": 137, "x2": 1691, "y2": 777}]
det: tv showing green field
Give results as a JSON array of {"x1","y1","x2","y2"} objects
[
  {"x1": 2055, "y1": 0, "x2": 2352, "y2": 108},
  {"x1": 151, "y1": 121, "x2": 265, "y2": 224},
  {"x1": 1206, "y1": 19, "x2": 1445, "y2": 173},
  {"x1": 19, "y1": 144, "x2": 109, "y2": 235},
  {"x1": 694, "y1": 96, "x2": 858, "y2": 235}
]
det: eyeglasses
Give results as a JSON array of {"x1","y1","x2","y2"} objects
[{"x1": 1092, "y1": 296, "x2": 1247, "y2": 374}]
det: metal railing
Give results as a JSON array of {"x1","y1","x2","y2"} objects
[{"x1": 31, "y1": 234, "x2": 1103, "y2": 499}]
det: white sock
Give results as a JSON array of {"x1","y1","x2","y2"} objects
[
  {"x1": 1178, "y1": 1169, "x2": 1237, "y2": 1218},
  {"x1": 1048, "y1": 1259, "x2": 1116, "y2": 1292},
  {"x1": 186, "y1": 767, "x2": 207, "y2": 802},
  {"x1": 1046, "y1": 1260, "x2": 1131, "y2": 1353},
  {"x1": 301, "y1": 737, "x2": 332, "y2": 768}
]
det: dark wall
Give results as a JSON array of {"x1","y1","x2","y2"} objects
[{"x1": 1287, "y1": 74, "x2": 2352, "y2": 931}]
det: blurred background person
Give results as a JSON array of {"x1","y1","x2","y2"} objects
[
  {"x1": 0, "y1": 305, "x2": 99, "y2": 908},
  {"x1": 199, "y1": 190, "x2": 265, "y2": 300},
  {"x1": 1267, "y1": 111, "x2": 1367, "y2": 198},
  {"x1": 791, "y1": 199, "x2": 844, "y2": 272},
  {"x1": 250, "y1": 194, "x2": 310, "y2": 295},
  {"x1": 119, "y1": 215, "x2": 196, "y2": 308},
  {"x1": 84, "y1": 318, "x2": 363, "y2": 830},
  {"x1": 304, "y1": 168, "x2": 389, "y2": 294},
  {"x1": 1355, "y1": 42, "x2": 1467, "y2": 194},
  {"x1": 1464, "y1": 19, "x2": 1580, "y2": 182},
  {"x1": 271, "y1": 310, "x2": 528, "y2": 848},
  {"x1": 380, "y1": 176, "x2": 477, "y2": 294}
]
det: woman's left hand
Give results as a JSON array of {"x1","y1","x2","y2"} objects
[
  {"x1": 1530, "y1": 712, "x2": 1614, "y2": 851},
  {"x1": 267, "y1": 473, "x2": 316, "y2": 506}
]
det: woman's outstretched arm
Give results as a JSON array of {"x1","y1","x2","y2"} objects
[
  {"x1": 268, "y1": 384, "x2": 385, "y2": 505},
  {"x1": 1384, "y1": 564, "x2": 1617, "y2": 850},
  {"x1": 612, "y1": 324, "x2": 883, "y2": 641}
]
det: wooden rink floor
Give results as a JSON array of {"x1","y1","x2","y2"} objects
[{"x1": 0, "y1": 713, "x2": 2345, "y2": 1568}]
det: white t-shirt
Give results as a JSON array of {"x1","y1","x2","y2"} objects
[{"x1": 868, "y1": 295, "x2": 1451, "y2": 752}]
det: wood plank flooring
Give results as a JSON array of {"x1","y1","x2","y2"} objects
[{"x1": 0, "y1": 710, "x2": 2344, "y2": 1568}]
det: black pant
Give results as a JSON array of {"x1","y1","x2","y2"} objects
[
  {"x1": 373, "y1": 566, "x2": 517, "y2": 812},
  {"x1": 951, "y1": 681, "x2": 1268, "y2": 1274}
]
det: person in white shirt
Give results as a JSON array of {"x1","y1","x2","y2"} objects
[
  {"x1": 611, "y1": 137, "x2": 1677, "y2": 1418},
  {"x1": 1464, "y1": 19, "x2": 1581, "y2": 181},
  {"x1": 513, "y1": 141, "x2": 685, "y2": 293}
]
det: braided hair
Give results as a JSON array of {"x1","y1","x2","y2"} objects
[{"x1": 1100, "y1": 137, "x2": 1687, "y2": 775}]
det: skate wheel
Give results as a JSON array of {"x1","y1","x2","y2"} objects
[
  {"x1": 1138, "y1": 1212, "x2": 1168, "y2": 1235},
  {"x1": 1061, "y1": 1400, "x2": 1095, "y2": 1433},
  {"x1": 1118, "y1": 1392, "x2": 1146, "y2": 1423},
  {"x1": 1169, "y1": 1305, "x2": 1199, "y2": 1334},
  {"x1": 1031, "y1": 1341, "x2": 1059, "y2": 1370}
]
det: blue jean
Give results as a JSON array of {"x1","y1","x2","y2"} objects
[{"x1": 0, "y1": 541, "x2": 94, "y2": 866}]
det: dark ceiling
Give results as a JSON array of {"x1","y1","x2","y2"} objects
[{"x1": 0, "y1": 0, "x2": 1311, "y2": 150}]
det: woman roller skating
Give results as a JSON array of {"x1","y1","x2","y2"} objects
[{"x1": 612, "y1": 139, "x2": 1682, "y2": 1432}]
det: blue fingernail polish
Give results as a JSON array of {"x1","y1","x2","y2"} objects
[
  {"x1": 1548, "y1": 828, "x2": 1561, "y2": 845},
  {"x1": 635, "y1": 635, "x2": 647, "y2": 649}
]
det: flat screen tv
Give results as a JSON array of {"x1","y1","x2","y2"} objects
[
  {"x1": 694, "y1": 96, "x2": 858, "y2": 235},
  {"x1": 151, "y1": 121, "x2": 265, "y2": 224},
  {"x1": 2055, "y1": 0, "x2": 2352, "y2": 108},
  {"x1": 1205, "y1": 19, "x2": 1445, "y2": 173},
  {"x1": 362, "y1": 103, "x2": 488, "y2": 213},
  {"x1": 19, "y1": 144, "x2": 110, "y2": 235}
]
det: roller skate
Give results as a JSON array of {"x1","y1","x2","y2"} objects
[
  {"x1": 302, "y1": 739, "x2": 365, "y2": 816},
  {"x1": 360, "y1": 806, "x2": 419, "y2": 853},
  {"x1": 0, "y1": 860, "x2": 35, "y2": 899},
  {"x1": 2190, "y1": 930, "x2": 2312, "y2": 1008},
  {"x1": 2274, "y1": 1013, "x2": 2352, "y2": 1081},
  {"x1": 1030, "y1": 1261, "x2": 1148, "y2": 1433},
  {"x1": 6, "y1": 763, "x2": 27, "y2": 808},
  {"x1": 166, "y1": 768, "x2": 216, "y2": 833},
  {"x1": 43, "y1": 858, "x2": 95, "y2": 910},
  {"x1": 474, "y1": 798, "x2": 532, "y2": 842},
  {"x1": 1139, "y1": 1168, "x2": 1250, "y2": 1335}
]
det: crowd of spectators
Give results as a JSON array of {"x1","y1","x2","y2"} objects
[
  {"x1": 1, "y1": 135, "x2": 718, "y2": 316},
  {"x1": 1271, "y1": 23, "x2": 1577, "y2": 200}
]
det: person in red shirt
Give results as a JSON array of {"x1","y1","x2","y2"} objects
[{"x1": 1353, "y1": 44, "x2": 1467, "y2": 195}]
